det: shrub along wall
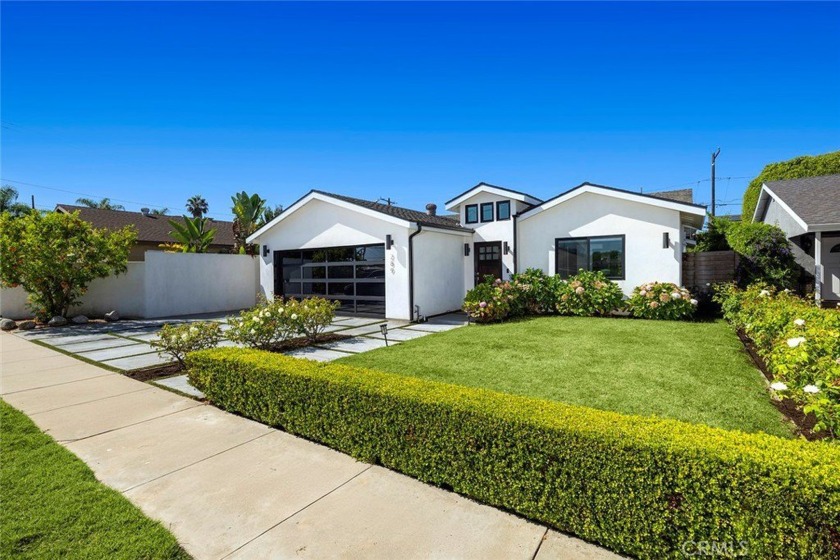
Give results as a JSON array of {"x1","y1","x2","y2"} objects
[{"x1": 187, "y1": 348, "x2": 840, "y2": 560}]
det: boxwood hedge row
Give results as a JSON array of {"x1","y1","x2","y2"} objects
[{"x1": 186, "y1": 348, "x2": 840, "y2": 559}]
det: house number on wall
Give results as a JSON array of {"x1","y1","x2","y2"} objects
[{"x1": 389, "y1": 254, "x2": 396, "y2": 275}]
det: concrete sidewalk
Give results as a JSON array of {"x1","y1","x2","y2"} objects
[{"x1": 1, "y1": 333, "x2": 622, "y2": 560}]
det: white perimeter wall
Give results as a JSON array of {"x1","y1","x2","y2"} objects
[
  {"x1": 413, "y1": 228, "x2": 470, "y2": 318},
  {"x1": 0, "y1": 253, "x2": 258, "y2": 320},
  {"x1": 517, "y1": 192, "x2": 684, "y2": 294},
  {"x1": 253, "y1": 198, "x2": 413, "y2": 320}
]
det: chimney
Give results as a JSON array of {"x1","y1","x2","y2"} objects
[
  {"x1": 425, "y1": 203, "x2": 437, "y2": 216},
  {"x1": 140, "y1": 208, "x2": 150, "y2": 216}
]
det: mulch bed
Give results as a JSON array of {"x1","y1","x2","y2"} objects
[
  {"x1": 124, "y1": 333, "x2": 352, "y2": 382},
  {"x1": 736, "y1": 329, "x2": 825, "y2": 441}
]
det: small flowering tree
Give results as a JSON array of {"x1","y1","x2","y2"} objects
[
  {"x1": 151, "y1": 322, "x2": 222, "y2": 368},
  {"x1": 626, "y1": 282, "x2": 697, "y2": 320}
]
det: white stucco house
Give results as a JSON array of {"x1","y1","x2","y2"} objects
[
  {"x1": 248, "y1": 182, "x2": 706, "y2": 320},
  {"x1": 753, "y1": 174, "x2": 840, "y2": 304}
]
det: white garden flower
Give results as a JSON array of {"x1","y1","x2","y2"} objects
[
  {"x1": 759, "y1": 289, "x2": 770, "y2": 297},
  {"x1": 793, "y1": 318, "x2": 805, "y2": 327},
  {"x1": 190, "y1": 326, "x2": 198, "y2": 333},
  {"x1": 639, "y1": 290, "x2": 647, "y2": 296},
  {"x1": 803, "y1": 384, "x2": 820, "y2": 394},
  {"x1": 291, "y1": 313, "x2": 298, "y2": 320},
  {"x1": 181, "y1": 333, "x2": 189, "y2": 341},
  {"x1": 671, "y1": 292, "x2": 681, "y2": 299},
  {"x1": 770, "y1": 382, "x2": 788, "y2": 391},
  {"x1": 690, "y1": 298, "x2": 698, "y2": 305},
  {"x1": 786, "y1": 337, "x2": 806, "y2": 348}
]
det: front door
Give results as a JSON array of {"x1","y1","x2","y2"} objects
[{"x1": 474, "y1": 241, "x2": 503, "y2": 286}]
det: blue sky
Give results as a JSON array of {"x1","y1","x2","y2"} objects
[{"x1": 2, "y1": 1, "x2": 838, "y2": 219}]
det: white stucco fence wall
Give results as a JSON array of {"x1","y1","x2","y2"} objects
[
  {"x1": 413, "y1": 228, "x2": 470, "y2": 318},
  {"x1": 0, "y1": 253, "x2": 258, "y2": 320}
]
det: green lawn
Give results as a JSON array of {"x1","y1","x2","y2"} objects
[
  {"x1": 338, "y1": 317, "x2": 792, "y2": 438},
  {"x1": 0, "y1": 400, "x2": 189, "y2": 560}
]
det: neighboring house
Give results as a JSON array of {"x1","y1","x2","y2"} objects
[
  {"x1": 55, "y1": 205, "x2": 236, "y2": 260},
  {"x1": 248, "y1": 182, "x2": 705, "y2": 320},
  {"x1": 753, "y1": 174, "x2": 840, "y2": 303}
]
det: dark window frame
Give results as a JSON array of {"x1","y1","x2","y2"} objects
[
  {"x1": 480, "y1": 202, "x2": 494, "y2": 223},
  {"x1": 496, "y1": 200, "x2": 511, "y2": 221},
  {"x1": 465, "y1": 204, "x2": 479, "y2": 224},
  {"x1": 554, "y1": 234, "x2": 626, "y2": 280}
]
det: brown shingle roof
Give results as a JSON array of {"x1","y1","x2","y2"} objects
[
  {"x1": 55, "y1": 205, "x2": 236, "y2": 246},
  {"x1": 649, "y1": 188, "x2": 694, "y2": 204},
  {"x1": 764, "y1": 174, "x2": 840, "y2": 227},
  {"x1": 312, "y1": 191, "x2": 471, "y2": 232}
]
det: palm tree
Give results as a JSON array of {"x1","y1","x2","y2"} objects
[
  {"x1": 150, "y1": 207, "x2": 169, "y2": 215},
  {"x1": 231, "y1": 191, "x2": 266, "y2": 253},
  {"x1": 186, "y1": 195, "x2": 209, "y2": 218},
  {"x1": 75, "y1": 197, "x2": 125, "y2": 210},
  {"x1": 0, "y1": 185, "x2": 32, "y2": 217},
  {"x1": 168, "y1": 216, "x2": 217, "y2": 253}
]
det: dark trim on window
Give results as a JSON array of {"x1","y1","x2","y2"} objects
[
  {"x1": 465, "y1": 204, "x2": 478, "y2": 224},
  {"x1": 480, "y1": 202, "x2": 494, "y2": 223},
  {"x1": 496, "y1": 200, "x2": 511, "y2": 221},
  {"x1": 554, "y1": 234, "x2": 626, "y2": 280}
]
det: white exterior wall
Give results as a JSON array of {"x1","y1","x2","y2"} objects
[
  {"x1": 1, "y1": 255, "x2": 257, "y2": 320},
  {"x1": 518, "y1": 192, "x2": 684, "y2": 294},
  {"x1": 412, "y1": 228, "x2": 470, "y2": 318},
  {"x1": 253, "y1": 198, "x2": 413, "y2": 320}
]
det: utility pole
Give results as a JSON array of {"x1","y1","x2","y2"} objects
[
  {"x1": 31, "y1": 195, "x2": 35, "y2": 210},
  {"x1": 710, "y1": 148, "x2": 721, "y2": 217}
]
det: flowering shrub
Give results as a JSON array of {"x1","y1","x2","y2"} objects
[
  {"x1": 226, "y1": 297, "x2": 304, "y2": 350},
  {"x1": 555, "y1": 270, "x2": 624, "y2": 317},
  {"x1": 151, "y1": 321, "x2": 222, "y2": 367},
  {"x1": 509, "y1": 268, "x2": 561, "y2": 315},
  {"x1": 297, "y1": 297, "x2": 341, "y2": 342},
  {"x1": 715, "y1": 283, "x2": 840, "y2": 438},
  {"x1": 625, "y1": 282, "x2": 697, "y2": 320},
  {"x1": 463, "y1": 279, "x2": 515, "y2": 323}
]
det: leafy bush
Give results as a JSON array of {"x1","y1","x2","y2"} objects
[
  {"x1": 462, "y1": 278, "x2": 515, "y2": 322},
  {"x1": 715, "y1": 284, "x2": 840, "y2": 437},
  {"x1": 151, "y1": 322, "x2": 222, "y2": 368},
  {"x1": 509, "y1": 268, "x2": 560, "y2": 315},
  {"x1": 555, "y1": 270, "x2": 623, "y2": 316},
  {"x1": 187, "y1": 348, "x2": 840, "y2": 560},
  {"x1": 725, "y1": 222, "x2": 798, "y2": 289},
  {"x1": 626, "y1": 282, "x2": 696, "y2": 320},
  {"x1": 689, "y1": 215, "x2": 733, "y2": 253},
  {"x1": 0, "y1": 211, "x2": 136, "y2": 320},
  {"x1": 742, "y1": 150, "x2": 840, "y2": 218},
  {"x1": 226, "y1": 297, "x2": 303, "y2": 349},
  {"x1": 297, "y1": 297, "x2": 341, "y2": 342}
]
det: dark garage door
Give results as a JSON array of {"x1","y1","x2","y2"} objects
[{"x1": 274, "y1": 244, "x2": 386, "y2": 316}]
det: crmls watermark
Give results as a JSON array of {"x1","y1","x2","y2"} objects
[{"x1": 681, "y1": 540, "x2": 749, "y2": 557}]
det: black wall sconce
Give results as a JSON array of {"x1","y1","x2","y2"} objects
[
  {"x1": 262, "y1": 245, "x2": 270, "y2": 257},
  {"x1": 662, "y1": 232, "x2": 670, "y2": 249},
  {"x1": 464, "y1": 243, "x2": 471, "y2": 256},
  {"x1": 503, "y1": 241, "x2": 510, "y2": 255},
  {"x1": 386, "y1": 234, "x2": 394, "y2": 249}
]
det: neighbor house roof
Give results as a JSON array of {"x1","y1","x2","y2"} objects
[
  {"x1": 55, "y1": 205, "x2": 236, "y2": 246},
  {"x1": 444, "y1": 182, "x2": 543, "y2": 210},
  {"x1": 649, "y1": 188, "x2": 694, "y2": 204},
  {"x1": 754, "y1": 174, "x2": 840, "y2": 231}
]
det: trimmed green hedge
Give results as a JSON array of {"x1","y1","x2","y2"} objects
[{"x1": 187, "y1": 348, "x2": 840, "y2": 559}]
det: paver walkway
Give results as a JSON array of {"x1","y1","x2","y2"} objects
[{"x1": 1, "y1": 332, "x2": 623, "y2": 560}]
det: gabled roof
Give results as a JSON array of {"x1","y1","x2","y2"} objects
[
  {"x1": 518, "y1": 182, "x2": 707, "y2": 222},
  {"x1": 754, "y1": 174, "x2": 840, "y2": 231},
  {"x1": 444, "y1": 182, "x2": 543, "y2": 210},
  {"x1": 247, "y1": 190, "x2": 470, "y2": 242},
  {"x1": 55, "y1": 205, "x2": 236, "y2": 246},
  {"x1": 649, "y1": 188, "x2": 694, "y2": 204}
]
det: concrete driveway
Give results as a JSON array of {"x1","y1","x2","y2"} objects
[{"x1": 0, "y1": 331, "x2": 623, "y2": 560}]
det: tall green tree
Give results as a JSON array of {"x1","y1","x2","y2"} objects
[
  {"x1": 0, "y1": 211, "x2": 136, "y2": 319},
  {"x1": 230, "y1": 191, "x2": 266, "y2": 253},
  {"x1": 742, "y1": 150, "x2": 840, "y2": 218},
  {"x1": 259, "y1": 204, "x2": 283, "y2": 226},
  {"x1": 0, "y1": 185, "x2": 32, "y2": 217},
  {"x1": 75, "y1": 197, "x2": 125, "y2": 210},
  {"x1": 168, "y1": 216, "x2": 216, "y2": 253},
  {"x1": 185, "y1": 195, "x2": 209, "y2": 218}
]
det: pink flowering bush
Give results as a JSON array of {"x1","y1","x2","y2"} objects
[
  {"x1": 555, "y1": 270, "x2": 623, "y2": 317},
  {"x1": 716, "y1": 283, "x2": 840, "y2": 438},
  {"x1": 509, "y1": 268, "x2": 562, "y2": 315},
  {"x1": 626, "y1": 281, "x2": 696, "y2": 320},
  {"x1": 463, "y1": 278, "x2": 515, "y2": 323}
]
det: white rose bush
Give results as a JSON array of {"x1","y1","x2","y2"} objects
[
  {"x1": 227, "y1": 296, "x2": 340, "y2": 349},
  {"x1": 152, "y1": 321, "x2": 222, "y2": 368}
]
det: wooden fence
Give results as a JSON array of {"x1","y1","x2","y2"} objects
[{"x1": 682, "y1": 251, "x2": 739, "y2": 292}]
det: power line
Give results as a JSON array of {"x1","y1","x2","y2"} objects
[{"x1": 0, "y1": 178, "x2": 232, "y2": 218}]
